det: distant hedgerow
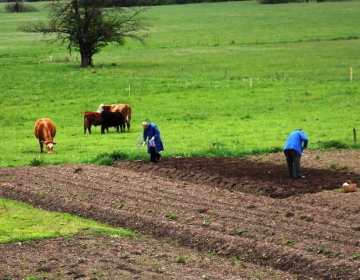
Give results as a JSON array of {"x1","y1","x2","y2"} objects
[
  {"x1": 258, "y1": 0, "x2": 304, "y2": 3},
  {"x1": 5, "y1": 2, "x2": 38, "y2": 13}
]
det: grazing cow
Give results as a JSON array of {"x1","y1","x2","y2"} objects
[
  {"x1": 101, "y1": 111, "x2": 125, "y2": 134},
  {"x1": 98, "y1": 103, "x2": 132, "y2": 132},
  {"x1": 34, "y1": 118, "x2": 57, "y2": 154},
  {"x1": 84, "y1": 111, "x2": 108, "y2": 134}
]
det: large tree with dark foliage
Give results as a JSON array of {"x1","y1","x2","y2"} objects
[{"x1": 23, "y1": 0, "x2": 148, "y2": 67}]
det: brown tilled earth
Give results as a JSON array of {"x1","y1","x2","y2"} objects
[{"x1": 1, "y1": 149, "x2": 360, "y2": 280}]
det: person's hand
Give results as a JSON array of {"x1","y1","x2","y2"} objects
[{"x1": 142, "y1": 142, "x2": 146, "y2": 146}]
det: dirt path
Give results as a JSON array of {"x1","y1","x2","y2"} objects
[{"x1": 1, "y1": 150, "x2": 360, "y2": 279}]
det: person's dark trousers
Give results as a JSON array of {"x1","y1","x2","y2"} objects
[
  {"x1": 284, "y1": 149, "x2": 302, "y2": 177},
  {"x1": 150, "y1": 147, "x2": 160, "y2": 163}
]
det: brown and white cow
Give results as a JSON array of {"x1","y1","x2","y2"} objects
[
  {"x1": 84, "y1": 111, "x2": 108, "y2": 134},
  {"x1": 97, "y1": 103, "x2": 132, "y2": 132},
  {"x1": 34, "y1": 118, "x2": 57, "y2": 154}
]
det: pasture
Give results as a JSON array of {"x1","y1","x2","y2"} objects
[{"x1": 0, "y1": 1, "x2": 360, "y2": 167}]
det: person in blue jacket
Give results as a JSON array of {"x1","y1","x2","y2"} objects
[
  {"x1": 142, "y1": 122, "x2": 164, "y2": 163},
  {"x1": 284, "y1": 129, "x2": 308, "y2": 178}
]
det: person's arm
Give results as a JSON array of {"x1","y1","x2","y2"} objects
[{"x1": 301, "y1": 132, "x2": 308, "y2": 150}]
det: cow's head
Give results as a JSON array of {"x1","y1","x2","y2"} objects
[
  {"x1": 43, "y1": 141, "x2": 57, "y2": 154},
  {"x1": 97, "y1": 103, "x2": 104, "y2": 113}
]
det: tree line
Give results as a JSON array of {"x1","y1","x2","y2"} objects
[{"x1": 4, "y1": 0, "x2": 248, "y2": 5}]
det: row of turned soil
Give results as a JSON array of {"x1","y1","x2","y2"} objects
[
  {"x1": 118, "y1": 157, "x2": 360, "y2": 198},
  {"x1": 0, "y1": 161, "x2": 360, "y2": 279}
]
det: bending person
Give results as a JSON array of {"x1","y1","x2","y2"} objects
[
  {"x1": 142, "y1": 122, "x2": 164, "y2": 163},
  {"x1": 284, "y1": 129, "x2": 308, "y2": 178}
]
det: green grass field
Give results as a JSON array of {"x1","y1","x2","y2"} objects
[
  {"x1": 0, "y1": 1, "x2": 360, "y2": 167},
  {"x1": 0, "y1": 198, "x2": 135, "y2": 243}
]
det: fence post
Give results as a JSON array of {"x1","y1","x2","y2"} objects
[
  {"x1": 138, "y1": 134, "x2": 141, "y2": 152},
  {"x1": 353, "y1": 128, "x2": 357, "y2": 144}
]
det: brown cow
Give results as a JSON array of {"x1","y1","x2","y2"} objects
[
  {"x1": 83, "y1": 111, "x2": 108, "y2": 134},
  {"x1": 34, "y1": 118, "x2": 57, "y2": 154},
  {"x1": 97, "y1": 103, "x2": 132, "y2": 132}
]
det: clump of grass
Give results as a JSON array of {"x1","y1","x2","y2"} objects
[
  {"x1": 329, "y1": 162, "x2": 338, "y2": 169},
  {"x1": 235, "y1": 227, "x2": 249, "y2": 235},
  {"x1": 317, "y1": 248, "x2": 332, "y2": 255},
  {"x1": 118, "y1": 203, "x2": 126, "y2": 209},
  {"x1": 316, "y1": 140, "x2": 349, "y2": 150},
  {"x1": 229, "y1": 256, "x2": 245, "y2": 264},
  {"x1": 175, "y1": 256, "x2": 187, "y2": 264},
  {"x1": 203, "y1": 220, "x2": 211, "y2": 227},
  {"x1": 29, "y1": 156, "x2": 43, "y2": 167},
  {"x1": 92, "y1": 150, "x2": 144, "y2": 165},
  {"x1": 350, "y1": 254, "x2": 360, "y2": 260},
  {"x1": 286, "y1": 239, "x2": 295, "y2": 246},
  {"x1": 166, "y1": 211, "x2": 178, "y2": 220}
]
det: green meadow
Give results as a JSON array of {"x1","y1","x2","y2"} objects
[
  {"x1": 0, "y1": 197, "x2": 135, "y2": 243},
  {"x1": 1, "y1": 1, "x2": 360, "y2": 167}
]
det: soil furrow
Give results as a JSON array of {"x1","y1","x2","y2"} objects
[{"x1": 1, "y1": 159, "x2": 360, "y2": 279}]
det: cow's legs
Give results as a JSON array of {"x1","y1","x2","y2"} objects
[{"x1": 39, "y1": 140, "x2": 44, "y2": 153}]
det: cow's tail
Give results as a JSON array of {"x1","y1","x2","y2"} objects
[
  {"x1": 125, "y1": 106, "x2": 131, "y2": 131},
  {"x1": 84, "y1": 114, "x2": 89, "y2": 133}
]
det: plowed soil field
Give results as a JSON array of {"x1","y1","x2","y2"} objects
[{"x1": 1, "y1": 150, "x2": 360, "y2": 280}]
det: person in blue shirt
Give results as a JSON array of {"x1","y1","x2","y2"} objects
[
  {"x1": 142, "y1": 122, "x2": 164, "y2": 163},
  {"x1": 284, "y1": 129, "x2": 308, "y2": 178}
]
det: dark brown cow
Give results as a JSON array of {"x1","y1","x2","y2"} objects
[
  {"x1": 97, "y1": 103, "x2": 132, "y2": 132},
  {"x1": 100, "y1": 111, "x2": 125, "y2": 134},
  {"x1": 34, "y1": 118, "x2": 57, "y2": 154},
  {"x1": 84, "y1": 111, "x2": 108, "y2": 134}
]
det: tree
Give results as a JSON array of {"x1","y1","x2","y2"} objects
[{"x1": 22, "y1": 0, "x2": 148, "y2": 67}]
